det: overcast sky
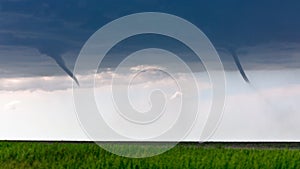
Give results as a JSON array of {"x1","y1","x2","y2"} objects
[{"x1": 0, "y1": 0, "x2": 300, "y2": 141}]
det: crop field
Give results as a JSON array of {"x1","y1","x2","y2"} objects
[{"x1": 0, "y1": 142, "x2": 300, "y2": 168}]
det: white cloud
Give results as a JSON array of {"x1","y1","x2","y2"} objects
[
  {"x1": 3, "y1": 100, "x2": 20, "y2": 111},
  {"x1": 0, "y1": 67, "x2": 212, "y2": 92},
  {"x1": 130, "y1": 65, "x2": 166, "y2": 72},
  {"x1": 170, "y1": 91, "x2": 182, "y2": 100}
]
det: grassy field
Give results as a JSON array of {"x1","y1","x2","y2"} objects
[{"x1": 0, "y1": 142, "x2": 300, "y2": 168}]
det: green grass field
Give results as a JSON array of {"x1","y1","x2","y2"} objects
[{"x1": 0, "y1": 142, "x2": 300, "y2": 168}]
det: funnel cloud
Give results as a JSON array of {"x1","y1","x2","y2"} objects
[
  {"x1": 52, "y1": 55, "x2": 79, "y2": 86},
  {"x1": 229, "y1": 48, "x2": 250, "y2": 83}
]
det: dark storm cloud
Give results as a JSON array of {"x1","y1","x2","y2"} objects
[
  {"x1": 0, "y1": 5, "x2": 86, "y2": 83},
  {"x1": 0, "y1": 0, "x2": 300, "y2": 82}
]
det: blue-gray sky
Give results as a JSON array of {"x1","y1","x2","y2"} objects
[{"x1": 1, "y1": 0, "x2": 300, "y2": 141}]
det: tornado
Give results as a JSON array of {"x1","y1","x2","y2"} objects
[
  {"x1": 52, "y1": 55, "x2": 79, "y2": 86},
  {"x1": 229, "y1": 48, "x2": 250, "y2": 83},
  {"x1": 37, "y1": 46, "x2": 79, "y2": 86}
]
